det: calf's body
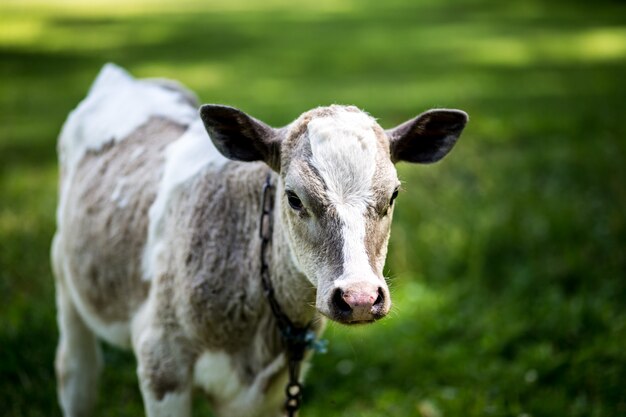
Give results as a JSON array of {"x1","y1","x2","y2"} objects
[{"x1": 52, "y1": 64, "x2": 467, "y2": 417}]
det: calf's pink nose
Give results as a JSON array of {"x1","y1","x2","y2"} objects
[
  {"x1": 343, "y1": 291, "x2": 377, "y2": 308},
  {"x1": 331, "y1": 283, "x2": 388, "y2": 323}
]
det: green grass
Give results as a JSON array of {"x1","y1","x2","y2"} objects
[{"x1": 1, "y1": 0, "x2": 625, "y2": 416}]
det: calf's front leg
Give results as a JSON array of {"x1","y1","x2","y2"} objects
[{"x1": 134, "y1": 322, "x2": 194, "y2": 417}]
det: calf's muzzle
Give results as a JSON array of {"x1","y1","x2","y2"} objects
[{"x1": 330, "y1": 282, "x2": 389, "y2": 324}]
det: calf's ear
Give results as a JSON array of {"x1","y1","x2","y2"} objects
[
  {"x1": 199, "y1": 104, "x2": 282, "y2": 171},
  {"x1": 387, "y1": 109, "x2": 468, "y2": 164}
]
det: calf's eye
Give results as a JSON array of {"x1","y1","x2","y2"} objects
[{"x1": 286, "y1": 191, "x2": 304, "y2": 211}]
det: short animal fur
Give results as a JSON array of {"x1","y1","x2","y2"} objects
[{"x1": 52, "y1": 64, "x2": 468, "y2": 417}]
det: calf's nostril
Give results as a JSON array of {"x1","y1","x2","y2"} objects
[
  {"x1": 332, "y1": 289, "x2": 352, "y2": 314},
  {"x1": 373, "y1": 287, "x2": 385, "y2": 307}
]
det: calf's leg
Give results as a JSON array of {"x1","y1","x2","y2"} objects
[
  {"x1": 53, "y1": 236, "x2": 103, "y2": 417},
  {"x1": 133, "y1": 310, "x2": 193, "y2": 417}
]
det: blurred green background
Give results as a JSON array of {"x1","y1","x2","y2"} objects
[{"x1": 1, "y1": 0, "x2": 625, "y2": 416}]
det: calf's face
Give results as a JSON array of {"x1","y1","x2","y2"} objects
[{"x1": 200, "y1": 104, "x2": 467, "y2": 325}]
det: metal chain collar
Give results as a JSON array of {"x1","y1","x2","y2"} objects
[{"x1": 259, "y1": 174, "x2": 326, "y2": 417}]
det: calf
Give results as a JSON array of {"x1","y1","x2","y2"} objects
[{"x1": 51, "y1": 64, "x2": 468, "y2": 417}]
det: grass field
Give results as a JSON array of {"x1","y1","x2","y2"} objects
[{"x1": 1, "y1": 0, "x2": 625, "y2": 416}]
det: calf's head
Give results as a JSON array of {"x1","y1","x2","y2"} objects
[{"x1": 200, "y1": 104, "x2": 467, "y2": 324}]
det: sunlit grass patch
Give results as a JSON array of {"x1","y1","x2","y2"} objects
[
  {"x1": 0, "y1": 17, "x2": 46, "y2": 47},
  {"x1": 0, "y1": 0, "x2": 357, "y2": 18}
]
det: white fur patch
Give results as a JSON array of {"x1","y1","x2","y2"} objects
[
  {"x1": 335, "y1": 205, "x2": 379, "y2": 283},
  {"x1": 307, "y1": 108, "x2": 379, "y2": 280},
  {"x1": 142, "y1": 119, "x2": 229, "y2": 280},
  {"x1": 58, "y1": 63, "x2": 196, "y2": 171},
  {"x1": 193, "y1": 351, "x2": 245, "y2": 401},
  {"x1": 308, "y1": 108, "x2": 377, "y2": 209},
  {"x1": 194, "y1": 350, "x2": 286, "y2": 417}
]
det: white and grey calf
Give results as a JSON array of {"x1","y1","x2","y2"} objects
[{"x1": 51, "y1": 64, "x2": 468, "y2": 417}]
